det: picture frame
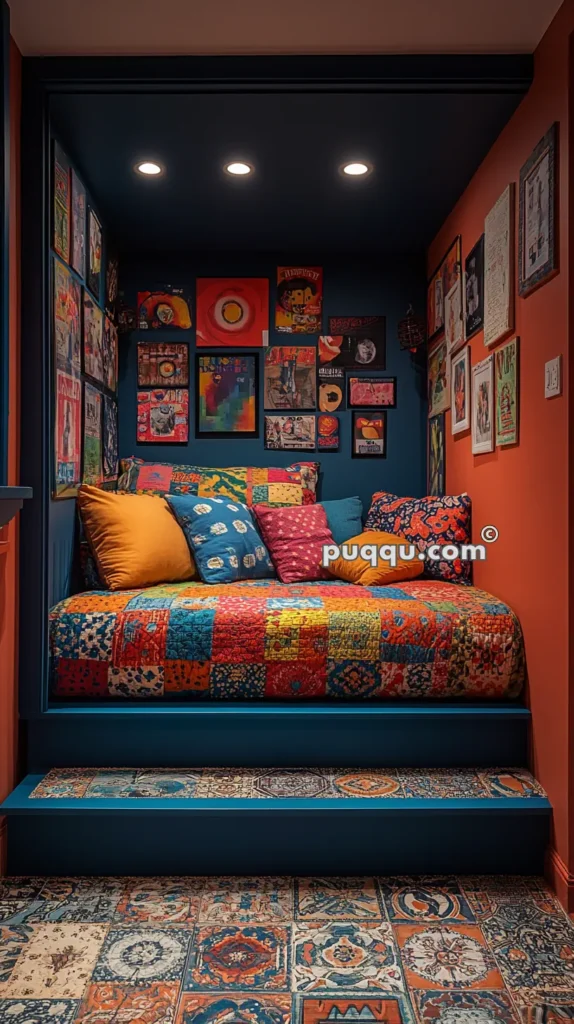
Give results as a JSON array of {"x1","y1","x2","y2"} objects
[
  {"x1": 87, "y1": 206, "x2": 102, "y2": 300},
  {"x1": 428, "y1": 413, "x2": 445, "y2": 497},
  {"x1": 103, "y1": 317, "x2": 118, "y2": 393},
  {"x1": 264, "y1": 414, "x2": 316, "y2": 451},
  {"x1": 428, "y1": 337, "x2": 450, "y2": 416},
  {"x1": 82, "y1": 381, "x2": 103, "y2": 486},
  {"x1": 53, "y1": 255, "x2": 81, "y2": 378},
  {"x1": 484, "y1": 184, "x2": 515, "y2": 347},
  {"x1": 495, "y1": 336, "x2": 519, "y2": 447},
  {"x1": 138, "y1": 286, "x2": 192, "y2": 331},
  {"x1": 451, "y1": 345, "x2": 470, "y2": 436},
  {"x1": 471, "y1": 355, "x2": 494, "y2": 455},
  {"x1": 317, "y1": 414, "x2": 339, "y2": 451},
  {"x1": 83, "y1": 292, "x2": 104, "y2": 386},
  {"x1": 137, "y1": 389, "x2": 190, "y2": 444},
  {"x1": 105, "y1": 251, "x2": 119, "y2": 322},
  {"x1": 70, "y1": 169, "x2": 86, "y2": 279},
  {"x1": 53, "y1": 369, "x2": 81, "y2": 499},
  {"x1": 53, "y1": 142, "x2": 70, "y2": 264},
  {"x1": 426, "y1": 236, "x2": 462, "y2": 343},
  {"x1": 322, "y1": 316, "x2": 386, "y2": 369},
  {"x1": 137, "y1": 342, "x2": 189, "y2": 388},
  {"x1": 276, "y1": 267, "x2": 322, "y2": 334},
  {"x1": 465, "y1": 235, "x2": 484, "y2": 339},
  {"x1": 264, "y1": 345, "x2": 316, "y2": 410},
  {"x1": 352, "y1": 411, "x2": 387, "y2": 458},
  {"x1": 102, "y1": 393, "x2": 119, "y2": 481},
  {"x1": 197, "y1": 278, "x2": 268, "y2": 346},
  {"x1": 347, "y1": 376, "x2": 396, "y2": 409},
  {"x1": 318, "y1": 365, "x2": 345, "y2": 412},
  {"x1": 196, "y1": 353, "x2": 259, "y2": 438},
  {"x1": 518, "y1": 123, "x2": 558, "y2": 298},
  {"x1": 444, "y1": 278, "x2": 464, "y2": 355}
]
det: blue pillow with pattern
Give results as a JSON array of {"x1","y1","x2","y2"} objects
[{"x1": 166, "y1": 494, "x2": 275, "y2": 584}]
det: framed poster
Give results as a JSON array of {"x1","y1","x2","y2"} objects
[
  {"x1": 471, "y1": 355, "x2": 494, "y2": 454},
  {"x1": 519, "y1": 123, "x2": 558, "y2": 297},
  {"x1": 196, "y1": 354, "x2": 258, "y2": 437},
  {"x1": 317, "y1": 414, "x2": 339, "y2": 451},
  {"x1": 348, "y1": 376, "x2": 396, "y2": 409},
  {"x1": 276, "y1": 267, "x2": 322, "y2": 334},
  {"x1": 264, "y1": 414, "x2": 316, "y2": 451},
  {"x1": 352, "y1": 412, "x2": 386, "y2": 457},
  {"x1": 83, "y1": 292, "x2": 104, "y2": 384},
  {"x1": 137, "y1": 388, "x2": 189, "y2": 443},
  {"x1": 105, "y1": 252, "x2": 119, "y2": 321},
  {"x1": 264, "y1": 345, "x2": 316, "y2": 410},
  {"x1": 137, "y1": 342, "x2": 189, "y2": 388},
  {"x1": 54, "y1": 370, "x2": 81, "y2": 498},
  {"x1": 138, "y1": 287, "x2": 192, "y2": 330},
  {"x1": 321, "y1": 316, "x2": 386, "y2": 368},
  {"x1": 102, "y1": 394, "x2": 119, "y2": 481},
  {"x1": 444, "y1": 279, "x2": 463, "y2": 355},
  {"x1": 427, "y1": 236, "x2": 462, "y2": 343},
  {"x1": 87, "y1": 207, "x2": 102, "y2": 300},
  {"x1": 70, "y1": 169, "x2": 86, "y2": 278},
  {"x1": 318, "y1": 365, "x2": 345, "y2": 412},
  {"x1": 196, "y1": 278, "x2": 268, "y2": 346},
  {"x1": 428, "y1": 413, "x2": 445, "y2": 497},
  {"x1": 53, "y1": 256, "x2": 81, "y2": 377},
  {"x1": 428, "y1": 337, "x2": 450, "y2": 416},
  {"x1": 83, "y1": 382, "x2": 102, "y2": 486},
  {"x1": 103, "y1": 317, "x2": 118, "y2": 393},
  {"x1": 53, "y1": 142, "x2": 70, "y2": 263},
  {"x1": 451, "y1": 345, "x2": 470, "y2": 436},
  {"x1": 465, "y1": 235, "x2": 484, "y2": 339},
  {"x1": 495, "y1": 336, "x2": 519, "y2": 447},
  {"x1": 484, "y1": 184, "x2": 515, "y2": 347}
]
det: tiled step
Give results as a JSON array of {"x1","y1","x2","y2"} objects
[{"x1": 2, "y1": 767, "x2": 550, "y2": 876}]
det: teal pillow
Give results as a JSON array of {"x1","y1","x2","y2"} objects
[{"x1": 320, "y1": 497, "x2": 363, "y2": 545}]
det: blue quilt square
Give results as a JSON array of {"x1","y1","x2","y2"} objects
[
  {"x1": 380, "y1": 642, "x2": 434, "y2": 664},
  {"x1": 166, "y1": 607, "x2": 215, "y2": 661}
]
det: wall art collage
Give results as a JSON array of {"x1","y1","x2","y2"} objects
[{"x1": 52, "y1": 140, "x2": 119, "y2": 499}]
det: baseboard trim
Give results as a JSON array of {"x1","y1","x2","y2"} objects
[{"x1": 546, "y1": 846, "x2": 574, "y2": 911}]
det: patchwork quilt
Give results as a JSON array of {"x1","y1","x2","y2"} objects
[{"x1": 50, "y1": 579, "x2": 525, "y2": 700}]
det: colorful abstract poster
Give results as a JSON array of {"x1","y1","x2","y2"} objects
[
  {"x1": 196, "y1": 278, "x2": 268, "y2": 347},
  {"x1": 318, "y1": 365, "x2": 344, "y2": 412},
  {"x1": 427, "y1": 236, "x2": 462, "y2": 343},
  {"x1": 88, "y1": 207, "x2": 102, "y2": 299},
  {"x1": 321, "y1": 316, "x2": 386, "y2": 369},
  {"x1": 106, "y1": 252, "x2": 119, "y2": 322},
  {"x1": 138, "y1": 287, "x2": 192, "y2": 330},
  {"x1": 103, "y1": 317, "x2": 118, "y2": 393},
  {"x1": 451, "y1": 345, "x2": 470, "y2": 435},
  {"x1": 276, "y1": 267, "x2": 322, "y2": 334},
  {"x1": 428, "y1": 413, "x2": 445, "y2": 496},
  {"x1": 102, "y1": 394, "x2": 119, "y2": 481},
  {"x1": 264, "y1": 415, "x2": 316, "y2": 451},
  {"x1": 264, "y1": 346, "x2": 316, "y2": 410},
  {"x1": 70, "y1": 170, "x2": 86, "y2": 278},
  {"x1": 137, "y1": 388, "x2": 189, "y2": 443},
  {"x1": 54, "y1": 370, "x2": 81, "y2": 498},
  {"x1": 83, "y1": 293, "x2": 104, "y2": 384},
  {"x1": 428, "y1": 337, "x2": 450, "y2": 416},
  {"x1": 83, "y1": 382, "x2": 102, "y2": 485},
  {"x1": 348, "y1": 376, "x2": 396, "y2": 408},
  {"x1": 196, "y1": 354, "x2": 258, "y2": 436},
  {"x1": 137, "y1": 342, "x2": 189, "y2": 388},
  {"x1": 471, "y1": 355, "x2": 494, "y2": 455},
  {"x1": 495, "y1": 336, "x2": 519, "y2": 447},
  {"x1": 53, "y1": 143, "x2": 70, "y2": 263},
  {"x1": 53, "y1": 256, "x2": 81, "y2": 376},
  {"x1": 352, "y1": 412, "x2": 386, "y2": 457},
  {"x1": 317, "y1": 414, "x2": 339, "y2": 451}
]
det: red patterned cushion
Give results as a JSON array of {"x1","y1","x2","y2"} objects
[
  {"x1": 365, "y1": 490, "x2": 472, "y2": 584},
  {"x1": 253, "y1": 504, "x2": 334, "y2": 583}
]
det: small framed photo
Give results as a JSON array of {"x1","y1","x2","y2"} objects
[
  {"x1": 427, "y1": 236, "x2": 461, "y2": 343},
  {"x1": 137, "y1": 389, "x2": 189, "y2": 444},
  {"x1": 196, "y1": 353, "x2": 258, "y2": 438},
  {"x1": 352, "y1": 411, "x2": 386, "y2": 458},
  {"x1": 428, "y1": 413, "x2": 445, "y2": 497},
  {"x1": 471, "y1": 355, "x2": 494, "y2": 455},
  {"x1": 428, "y1": 337, "x2": 450, "y2": 416},
  {"x1": 519, "y1": 123, "x2": 558, "y2": 297},
  {"x1": 495, "y1": 337, "x2": 519, "y2": 447},
  {"x1": 347, "y1": 376, "x2": 396, "y2": 409},
  {"x1": 264, "y1": 414, "x2": 316, "y2": 451},
  {"x1": 465, "y1": 235, "x2": 484, "y2": 339},
  {"x1": 138, "y1": 342, "x2": 189, "y2": 388},
  {"x1": 451, "y1": 345, "x2": 470, "y2": 435}
]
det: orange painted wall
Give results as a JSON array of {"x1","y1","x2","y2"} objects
[
  {"x1": 428, "y1": 1, "x2": 573, "y2": 901},
  {"x1": 0, "y1": 37, "x2": 21, "y2": 872}
]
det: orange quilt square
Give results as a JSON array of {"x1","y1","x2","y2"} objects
[{"x1": 393, "y1": 923, "x2": 504, "y2": 989}]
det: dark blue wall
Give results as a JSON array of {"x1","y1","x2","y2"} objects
[{"x1": 118, "y1": 254, "x2": 427, "y2": 515}]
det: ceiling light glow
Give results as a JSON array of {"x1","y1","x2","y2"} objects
[
  {"x1": 342, "y1": 162, "x2": 371, "y2": 176},
  {"x1": 225, "y1": 161, "x2": 253, "y2": 176},
  {"x1": 136, "y1": 161, "x2": 163, "y2": 176}
]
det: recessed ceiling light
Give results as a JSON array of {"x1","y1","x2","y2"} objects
[
  {"x1": 225, "y1": 161, "x2": 253, "y2": 176},
  {"x1": 341, "y1": 161, "x2": 371, "y2": 176},
  {"x1": 135, "y1": 161, "x2": 163, "y2": 176}
]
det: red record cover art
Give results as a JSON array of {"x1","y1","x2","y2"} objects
[{"x1": 196, "y1": 278, "x2": 269, "y2": 347}]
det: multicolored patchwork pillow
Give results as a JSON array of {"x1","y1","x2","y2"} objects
[
  {"x1": 365, "y1": 490, "x2": 472, "y2": 584},
  {"x1": 167, "y1": 494, "x2": 275, "y2": 584},
  {"x1": 253, "y1": 503, "x2": 334, "y2": 583},
  {"x1": 118, "y1": 458, "x2": 320, "y2": 507}
]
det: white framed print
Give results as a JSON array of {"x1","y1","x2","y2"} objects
[
  {"x1": 471, "y1": 355, "x2": 494, "y2": 454},
  {"x1": 428, "y1": 336, "x2": 451, "y2": 416},
  {"x1": 451, "y1": 345, "x2": 470, "y2": 435},
  {"x1": 445, "y1": 278, "x2": 464, "y2": 355},
  {"x1": 484, "y1": 183, "x2": 515, "y2": 348}
]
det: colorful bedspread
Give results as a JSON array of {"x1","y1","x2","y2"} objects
[{"x1": 50, "y1": 579, "x2": 524, "y2": 700}]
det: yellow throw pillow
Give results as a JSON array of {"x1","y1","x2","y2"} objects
[
  {"x1": 328, "y1": 529, "x2": 424, "y2": 586},
  {"x1": 78, "y1": 486, "x2": 196, "y2": 591}
]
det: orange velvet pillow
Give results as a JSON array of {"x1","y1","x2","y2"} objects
[{"x1": 328, "y1": 530, "x2": 424, "y2": 586}]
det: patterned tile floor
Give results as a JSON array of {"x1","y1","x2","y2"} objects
[
  {"x1": 0, "y1": 875, "x2": 573, "y2": 1022},
  {"x1": 29, "y1": 768, "x2": 547, "y2": 800}
]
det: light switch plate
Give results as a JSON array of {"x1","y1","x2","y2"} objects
[{"x1": 545, "y1": 356, "x2": 562, "y2": 398}]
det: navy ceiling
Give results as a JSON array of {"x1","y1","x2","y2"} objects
[{"x1": 51, "y1": 88, "x2": 522, "y2": 256}]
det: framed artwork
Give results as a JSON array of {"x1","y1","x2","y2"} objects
[
  {"x1": 352, "y1": 412, "x2": 386, "y2": 457},
  {"x1": 103, "y1": 317, "x2": 118, "y2": 393},
  {"x1": 484, "y1": 184, "x2": 515, "y2": 347},
  {"x1": 196, "y1": 278, "x2": 268, "y2": 346},
  {"x1": 87, "y1": 206, "x2": 102, "y2": 299},
  {"x1": 451, "y1": 345, "x2": 470, "y2": 436},
  {"x1": 428, "y1": 337, "x2": 451, "y2": 416},
  {"x1": 137, "y1": 342, "x2": 189, "y2": 388},
  {"x1": 347, "y1": 376, "x2": 396, "y2": 409},
  {"x1": 471, "y1": 355, "x2": 494, "y2": 455},
  {"x1": 427, "y1": 236, "x2": 461, "y2": 343},
  {"x1": 105, "y1": 252, "x2": 119, "y2": 321},
  {"x1": 444, "y1": 279, "x2": 463, "y2": 355},
  {"x1": 495, "y1": 336, "x2": 519, "y2": 447},
  {"x1": 428, "y1": 413, "x2": 445, "y2": 497},
  {"x1": 322, "y1": 316, "x2": 386, "y2": 368},
  {"x1": 54, "y1": 369, "x2": 81, "y2": 498},
  {"x1": 102, "y1": 394, "x2": 119, "y2": 481},
  {"x1": 264, "y1": 414, "x2": 316, "y2": 451},
  {"x1": 196, "y1": 354, "x2": 258, "y2": 437},
  {"x1": 518, "y1": 123, "x2": 558, "y2": 297},
  {"x1": 264, "y1": 345, "x2": 316, "y2": 410},
  {"x1": 83, "y1": 292, "x2": 104, "y2": 385},
  {"x1": 318, "y1": 365, "x2": 345, "y2": 412},
  {"x1": 137, "y1": 388, "x2": 189, "y2": 443},
  {"x1": 138, "y1": 287, "x2": 192, "y2": 330},
  {"x1": 83, "y1": 381, "x2": 102, "y2": 485},
  {"x1": 53, "y1": 256, "x2": 81, "y2": 377},
  {"x1": 465, "y1": 235, "x2": 484, "y2": 339},
  {"x1": 276, "y1": 267, "x2": 322, "y2": 334},
  {"x1": 317, "y1": 414, "x2": 339, "y2": 451},
  {"x1": 70, "y1": 169, "x2": 86, "y2": 278},
  {"x1": 53, "y1": 142, "x2": 70, "y2": 263}
]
